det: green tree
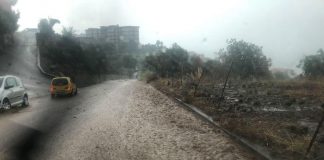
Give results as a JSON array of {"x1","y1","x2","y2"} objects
[
  {"x1": 218, "y1": 39, "x2": 271, "y2": 79},
  {"x1": 298, "y1": 49, "x2": 324, "y2": 77},
  {"x1": 140, "y1": 40, "x2": 167, "y2": 55},
  {"x1": 38, "y1": 18, "x2": 60, "y2": 35},
  {"x1": 0, "y1": 0, "x2": 19, "y2": 52},
  {"x1": 144, "y1": 43, "x2": 189, "y2": 77},
  {"x1": 36, "y1": 18, "x2": 60, "y2": 47},
  {"x1": 189, "y1": 53, "x2": 204, "y2": 68},
  {"x1": 122, "y1": 55, "x2": 137, "y2": 69},
  {"x1": 204, "y1": 59, "x2": 225, "y2": 80},
  {"x1": 62, "y1": 27, "x2": 76, "y2": 38}
]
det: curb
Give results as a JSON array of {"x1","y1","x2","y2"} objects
[
  {"x1": 160, "y1": 90, "x2": 273, "y2": 160},
  {"x1": 36, "y1": 47, "x2": 55, "y2": 78}
]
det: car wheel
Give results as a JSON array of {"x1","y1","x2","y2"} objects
[
  {"x1": 74, "y1": 88, "x2": 78, "y2": 95},
  {"x1": 22, "y1": 95, "x2": 29, "y2": 107},
  {"x1": 3, "y1": 99, "x2": 11, "y2": 110},
  {"x1": 51, "y1": 94, "x2": 55, "y2": 99},
  {"x1": 69, "y1": 90, "x2": 74, "y2": 97}
]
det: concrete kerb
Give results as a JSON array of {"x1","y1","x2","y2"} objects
[
  {"x1": 160, "y1": 90, "x2": 273, "y2": 160},
  {"x1": 36, "y1": 48, "x2": 55, "y2": 78}
]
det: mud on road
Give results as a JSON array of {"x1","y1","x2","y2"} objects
[{"x1": 31, "y1": 80, "x2": 255, "y2": 160}]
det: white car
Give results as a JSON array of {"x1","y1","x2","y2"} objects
[{"x1": 0, "y1": 75, "x2": 29, "y2": 109}]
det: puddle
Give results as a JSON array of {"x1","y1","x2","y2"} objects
[{"x1": 260, "y1": 107, "x2": 288, "y2": 112}]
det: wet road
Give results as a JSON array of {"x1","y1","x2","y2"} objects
[
  {"x1": 0, "y1": 80, "x2": 255, "y2": 160},
  {"x1": 0, "y1": 44, "x2": 49, "y2": 98}
]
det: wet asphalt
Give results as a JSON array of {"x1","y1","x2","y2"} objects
[
  {"x1": 0, "y1": 42, "x2": 256, "y2": 159},
  {"x1": 0, "y1": 80, "x2": 255, "y2": 160}
]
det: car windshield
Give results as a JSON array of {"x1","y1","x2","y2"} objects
[
  {"x1": 2, "y1": 1, "x2": 324, "y2": 160},
  {"x1": 0, "y1": 78, "x2": 3, "y2": 88},
  {"x1": 52, "y1": 78, "x2": 68, "y2": 86}
]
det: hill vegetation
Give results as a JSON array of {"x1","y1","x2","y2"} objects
[
  {"x1": 0, "y1": 0, "x2": 19, "y2": 53},
  {"x1": 36, "y1": 18, "x2": 137, "y2": 86}
]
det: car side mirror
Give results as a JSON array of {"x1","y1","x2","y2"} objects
[{"x1": 5, "y1": 85, "x2": 14, "y2": 90}]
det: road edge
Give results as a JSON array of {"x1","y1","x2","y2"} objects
[
  {"x1": 36, "y1": 47, "x2": 55, "y2": 78},
  {"x1": 158, "y1": 89, "x2": 273, "y2": 160}
]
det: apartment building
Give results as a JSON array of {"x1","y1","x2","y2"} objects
[
  {"x1": 85, "y1": 28, "x2": 101, "y2": 40},
  {"x1": 84, "y1": 25, "x2": 139, "y2": 45}
]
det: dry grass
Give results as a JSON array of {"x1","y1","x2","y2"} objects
[
  {"x1": 150, "y1": 77, "x2": 324, "y2": 160},
  {"x1": 220, "y1": 115, "x2": 314, "y2": 159},
  {"x1": 269, "y1": 79, "x2": 324, "y2": 99}
]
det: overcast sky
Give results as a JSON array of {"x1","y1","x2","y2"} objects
[{"x1": 14, "y1": 0, "x2": 324, "y2": 70}]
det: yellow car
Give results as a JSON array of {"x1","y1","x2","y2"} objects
[{"x1": 50, "y1": 77, "x2": 77, "y2": 98}]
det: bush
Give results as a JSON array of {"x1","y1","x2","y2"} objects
[
  {"x1": 0, "y1": 0, "x2": 19, "y2": 53},
  {"x1": 298, "y1": 49, "x2": 324, "y2": 77},
  {"x1": 142, "y1": 39, "x2": 272, "y2": 83},
  {"x1": 138, "y1": 70, "x2": 157, "y2": 83},
  {"x1": 143, "y1": 43, "x2": 190, "y2": 78},
  {"x1": 36, "y1": 19, "x2": 138, "y2": 78},
  {"x1": 218, "y1": 39, "x2": 272, "y2": 79}
]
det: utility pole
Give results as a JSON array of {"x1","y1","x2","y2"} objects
[
  {"x1": 306, "y1": 109, "x2": 324, "y2": 155},
  {"x1": 218, "y1": 61, "x2": 234, "y2": 106}
]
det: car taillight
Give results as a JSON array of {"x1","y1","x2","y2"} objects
[{"x1": 50, "y1": 85, "x2": 54, "y2": 92}]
